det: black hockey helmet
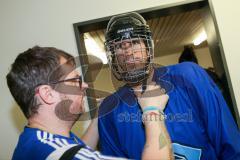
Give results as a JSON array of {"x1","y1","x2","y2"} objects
[{"x1": 105, "y1": 12, "x2": 154, "y2": 85}]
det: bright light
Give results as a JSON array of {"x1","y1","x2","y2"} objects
[
  {"x1": 193, "y1": 31, "x2": 207, "y2": 46},
  {"x1": 84, "y1": 33, "x2": 108, "y2": 64}
]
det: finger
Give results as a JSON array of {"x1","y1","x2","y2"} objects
[
  {"x1": 141, "y1": 85, "x2": 166, "y2": 98},
  {"x1": 142, "y1": 81, "x2": 156, "y2": 90},
  {"x1": 135, "y1": 83, "x2": 157, "y2": 97},
  {"x1": 132, "y1": 85, "x2": 142, "y2": 97},
  {"x1": 144, "y1": 83, "x2": 160, "y2": 92}
]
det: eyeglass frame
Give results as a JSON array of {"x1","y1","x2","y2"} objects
[{"x1": 35, "y1": 75, "x2": 83, "y2": 95}]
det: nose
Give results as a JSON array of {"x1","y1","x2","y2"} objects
[
  {"x1": 121, "y1": 41, "x2": 133, "y2": 56},
  {"x1": 81, "y1": 82, "x2": 88, "y2": 89}
]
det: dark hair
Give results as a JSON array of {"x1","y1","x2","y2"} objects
[
  {"x1": 178, "y1": 46, "x2": 198, "y2": 64},
  {"x1": 6, "y1": 46, "x2": 74, "y2": 118}
]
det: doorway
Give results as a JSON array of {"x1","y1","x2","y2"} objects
[{"x1": 73, "y1": 0, "x2": 240, "y2": 126}]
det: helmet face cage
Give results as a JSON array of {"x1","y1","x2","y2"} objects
[{"x1": 105, "y1": 28, "x2": 154, "y2": 85}]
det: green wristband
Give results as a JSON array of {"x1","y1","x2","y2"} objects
[{"x1": 142, "y1": 106, "x2": 160, "y2": 113}]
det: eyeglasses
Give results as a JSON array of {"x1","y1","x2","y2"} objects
[
  {"x1": 50, "y1": 76, "x2": 82, "y2": 89},
  {"x1": 35, "y1": 76, "x2": 83, "y2": 95}
]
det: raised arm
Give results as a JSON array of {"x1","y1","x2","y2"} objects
[
  {"x1": 81, "y1": 117, "x2": 99, "y2": 149},
  {"x1": 133, "y1": 83, "x2": 173, "y2": 160}
]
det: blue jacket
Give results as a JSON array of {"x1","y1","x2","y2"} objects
[
  {"x1": 98, "y1": 62, "x2": 240, "y2": 160},
  {"x1": 12, "y1": 127, "x2": 125, "y2": 160}
]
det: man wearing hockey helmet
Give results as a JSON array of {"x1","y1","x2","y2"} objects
[
  {"x1": 105, "y1": 12, "x2": 154, "y2": 86},
  {"x1": 98, "y1": 12, "x2": 240, "y2": 160}
]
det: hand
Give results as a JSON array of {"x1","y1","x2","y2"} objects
[
  {"x1": 133, "y1": 82, "x2": 169, "y2": 111},
  {"x1": 134, "y1": 82, "x2": 173, "y2": 160}
]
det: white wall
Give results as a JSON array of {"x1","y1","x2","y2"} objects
[
  {"x1": 209, "y1": 0, "x2": 240, "y2": 121},
  {"x1": 0, "y1": 0, "x2": 192, "y2": 159},
  {"x1": 0, "y1": 0, "x2": 239, "y2": 159}
]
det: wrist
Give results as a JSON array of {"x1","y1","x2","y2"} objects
[
  {"x1": 142, "y1": 107, "x2": 166, "y2": 124},
  {"x1": 142, "y1": 106, "x2": 162, "y2": 113}
]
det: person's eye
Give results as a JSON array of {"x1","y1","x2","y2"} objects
[
  {"x1": 72, "y1": 81, "x2": 79, "y2": 86},
  {"x1": 132, "y1": 40, "x2": 140, "y2": 45},
  {"x1": 115, "y1": 43, "x2": 121, "y2": 49}
]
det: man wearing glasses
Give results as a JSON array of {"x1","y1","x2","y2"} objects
[{"x1": 7, "y1": 46, "x2": 173, "y2": 160}]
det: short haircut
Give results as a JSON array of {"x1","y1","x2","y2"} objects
[{"x1": 6, "y1": 46, "x2": 75, "y2": 118}]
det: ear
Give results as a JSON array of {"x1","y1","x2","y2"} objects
[{"x1": 37, "y1": 85, "x2": 56, "y2": 105}]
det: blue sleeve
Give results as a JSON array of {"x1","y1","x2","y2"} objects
[
  {"x1": 182, "y1": 62, "x2": 240, "y2": 160},
  {"x1": 98, "y1": 117, "x2": 126, "y2": 157},
  {"x1": 98, "y1": 95, "x2": 127, "y2": 158}
]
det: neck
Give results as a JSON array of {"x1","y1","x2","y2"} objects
[{"x1": 28, "y1": 115, "x2": 74, "y2": 137}]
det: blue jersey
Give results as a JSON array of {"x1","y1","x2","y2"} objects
[
  {"x1": 12, "y1": 126, "x2": 126, "y2": 160},
  {"x1": 98, "y1": 62, "x2": 240, "y2": 160}
]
